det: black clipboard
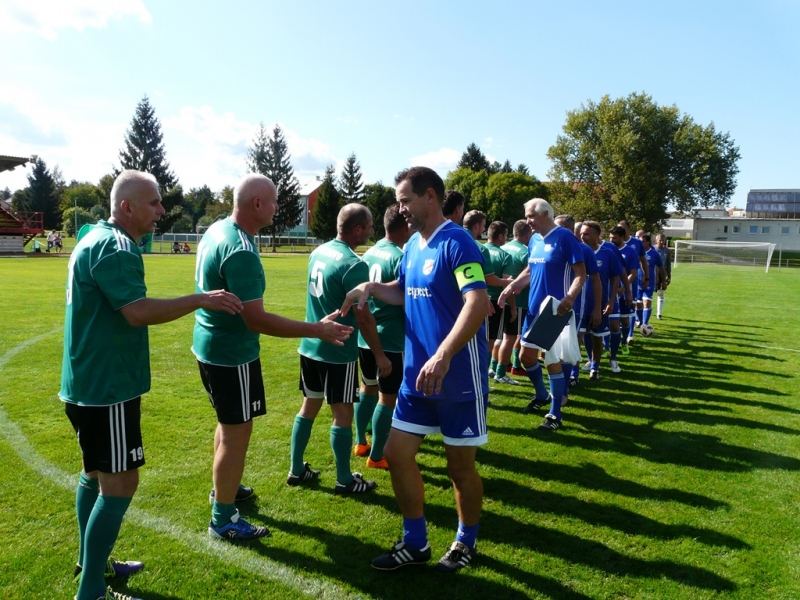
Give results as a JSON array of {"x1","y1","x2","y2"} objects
[{"x1": 522, "y1": 296, "x2": 573, "y2": 350}]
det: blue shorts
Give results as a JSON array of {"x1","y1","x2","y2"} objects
[
  {"x1": 393, "y1": 391, "x2": 488, "y2": 446},
  {"x1": 619, "y1": 293, "x2": 635, "y2": 317},
  {"x1": 580, "y1": 314, "x2": 610, "y2": 337},
  {"x1": 631, "y1": 280, "x2": 642, "y2": 303},
  {"x1": 641, "y1": 284, "x2": 656, "y2": 300}
]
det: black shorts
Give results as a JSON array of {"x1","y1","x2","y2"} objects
[
  {"x1": 65, "y1": 397, "x2": 144, "y2": 474},
  {"x1": 299, "y1": 355, "x2": 358, "y2": 404},
  {"x1": 359, "y1": 348, "x2": 404, "y2": 395},
  {"x1": 198, "y1": 359, "x2": 266, "y2": 425},
  {"x1": 503, "y1": 307, "x2": 525, "y2": 336},
  {"x1": 486, "y1": 300, "x2": 511, "y2": 341}
]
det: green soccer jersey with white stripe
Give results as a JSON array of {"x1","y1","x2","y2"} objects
[
  {"x1": 59, "y1": 220, "x2": 150, "y2": 406},
  {"x1": 357, "y1": 238, "x2": 405, "y2": 353},
  {"x1": 483, "y1": 242, "x2": 512, "y2": 301},
  {"x1": 299, "y1": 239, "x2": 369, "y2": 363},
  {"x1": 192, "y1": 218, "x2": 265, "y2": 366},
  {"x1": 500, "y1": 239, "x2": 530, "y2": 310}
]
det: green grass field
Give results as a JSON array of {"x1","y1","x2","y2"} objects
[{"x1": 1, "y1": 256, "x2": 799, "y2": 599}]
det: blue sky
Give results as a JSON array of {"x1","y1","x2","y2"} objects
[{"x1": 1, "y1": 0, "x2": 798, "y2": 209}]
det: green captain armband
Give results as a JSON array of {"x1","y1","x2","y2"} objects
[{"x1": 454, "y1": 262, "x2": 485, "y2": 290}]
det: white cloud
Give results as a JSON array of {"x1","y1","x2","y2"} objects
[
  {"x1": 162, "y1": 108, "x2": 339, "y2": 190},
  {"x1": 409, "y1": 148, "x2": 461, "y2": 175},
  {"x1": 0, "y1": 0, "x2": 151, "y2": 41}
]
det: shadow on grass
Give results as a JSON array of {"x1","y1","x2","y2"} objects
[{"x1": 476, "y1": 451, "x2": 729, "y2": 509}]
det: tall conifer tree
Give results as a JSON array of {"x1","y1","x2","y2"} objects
[
  {"x1": 310, "y1": 165, "x2": 341, "y2": 241},
  {"x1": 338, "y1": 152, "x2": 364, "y2": 203}
]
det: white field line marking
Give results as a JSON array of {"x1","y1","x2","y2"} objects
[{"x1": 0, "y1": 330, "x2": 369, "y2": 600}]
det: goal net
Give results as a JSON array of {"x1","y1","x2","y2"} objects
[{"x1": 673, "y1": 240, "x2": 776, "y2": 272}]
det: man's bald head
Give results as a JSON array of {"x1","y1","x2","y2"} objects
[
  {"x1": 234, "y1": 174, "x2": 276, "y2": 208},
  {"x1": 110, "y1": 170, "x2": 159, "y2": 216}
]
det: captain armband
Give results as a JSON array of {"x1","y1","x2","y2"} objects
[{"x1": 454, "y1": 262, "x2": 485, "y2": 291}]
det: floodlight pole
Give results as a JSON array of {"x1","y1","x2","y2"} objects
[{"x1": 74, "y1": 195, "x2": 78, "y2": 238}]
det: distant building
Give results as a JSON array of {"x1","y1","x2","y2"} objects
[
  {"x1": 746, "y1": 189, "x2": 800, "y2": 219},
  {"x1": 285, "y1": 176, "x2": 323, "y2": 239}
]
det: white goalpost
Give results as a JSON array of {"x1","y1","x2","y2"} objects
[{"x1": 673, "y1": 240, "x2": 777, "y2": 273}]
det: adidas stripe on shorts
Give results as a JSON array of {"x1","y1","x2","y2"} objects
[
  {"x1": 65, "y1": 397, "x2": 145, "y2": 473},
  {"x1": 392, "y1": 391, "x2": 488, "y2": 447},
  {"x1": 198, "y1": 358, "x2": 266, "y2": 425}
]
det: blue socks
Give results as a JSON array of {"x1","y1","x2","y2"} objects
[
  {"x1": 548, "y1": 372, "x2": 565, "y2": 419},
  {"x1": 403, "y1": 516, "x2": 428, "y2": 550},
  {"x1": 643, "y1": 307, "x2": 652, "y2": 325},
  {"x1": 456, "y1": 520, "x2": 480, "y2": 549},
  {"x1": 525, "y1": 362, "x2": 549, "y2": 400}
]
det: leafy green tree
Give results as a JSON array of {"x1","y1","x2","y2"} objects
[
  {"x1": 118, "y1": 95, "x2": 182, "y2": 231},
  {"x1": 98, "y1": 174, "x2": 115, "y2": 203},
  {"x1": 458, "y1": 143, "x2": 491, "y2": 172},
  {"x1": 246, "y1": 124, "x2": 302, "y2": 250},
  {"x1": 62, "y1": 207, "x2": 94, "y2": 236},
  {"x1": 547, "y1": 92, "x2": 740, "y2": 230},
  {"x1": 171, "y1": 214, "x2": 194, "y2": 233},
  {"x1": 13, "y1": 157, "x2": 61, "y2": 228},
  {"x1": 1, "y1": 187, "x2": 11, "y2": 201},
  {"x1": 362, "y1": 182, "x2": 396, "y2": 240},
  {"x1": 61, "y1": 183, "x2": 104, "y2": 214},
  {"x1": 200, "y1": 185, "x2": 233, "y2": 225},
  {"x1": 444, "y1": 167, "x2": 490, "y2": 213},
  {"x1": 90, "y1": 205, "x2": 108, "y2": 222},
  {"x1": 484, "y1": 172, "x2": 547, "y2": 224},
  {"x1": 183, "y1": 185, "x2": 216, "y2": 229},
  {"x1": 310, "y1": 166, "x2": 341, "y2": 241},
  {"x1": 338, "y1": 152, "x2": 365, "y2": 203}
]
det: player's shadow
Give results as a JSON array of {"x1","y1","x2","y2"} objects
[{"x1": 476, "y1": 451, "x2": 728, "y2": 510}]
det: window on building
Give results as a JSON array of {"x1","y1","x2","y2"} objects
[
  {"x1": 762, "y1": 226, "x2": 770, "y2": 234},
  {"x1": 782, "y1": 227, "x2": 790, "y2": 235},
  {"x1": 733, "y1": 225, "x2": 740, "y2": 233},
  {"x1": 749, "y1": 226, "x2": 758, "y2": 234},
  {"x1": 723, "y1": 226, "x2": 728, "y2": 233}
]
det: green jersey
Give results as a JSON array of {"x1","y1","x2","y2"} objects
[
  {"x1": 357, "y1": 238, "x2": 405, "y2": 353},
  {"x1": 483, "y1": 242, "x2": 512, "y2": 301},
  {"x1": 500, "y1": 239, "x2": 530, "y2": 310},
  {"x1": 59, "y1": 220, "x2": 150, "y2": 406},
  {"x1": 299, "y1": 239, "x2": 369, "y2": 363},
  {"x1": 192, "y1": 218, "x2": 265, "y2": 366}
]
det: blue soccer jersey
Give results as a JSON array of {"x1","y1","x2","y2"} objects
[
  {"x1": 642, "y1": 247, "x2": 664, "y2": 297},
  {"x1": 526, "y1": 226, "x2": 585, "y2": 313},
  {"x1": 591, "y1": 244, "x2": 625, "y2": 307},
  {"x1": 573, "y1": 243, "x2": 599, "y2": 320},
  {"x1": 397, "y1": 221, "x2": 488, "y2": 402}
]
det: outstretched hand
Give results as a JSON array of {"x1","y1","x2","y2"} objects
[
  {"x1": 200, "y1": 290, "x2": 243, "y2": 315},
  {"x1": 319, "y1": 310, "x2": 353, "y2": 346},
  {"x1": 340, "y1": 283, "x2": 371, "y2": 317}
]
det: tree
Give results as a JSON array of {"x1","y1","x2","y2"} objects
[
  {"x1": 61, "y1": 183, "x2": 104, "y2": 214},
  {"x1": 547, "y1": 92, "x2": 740, "y2": 230},
  {"x1": 14, "y1": 157, "x2": 61, "y2": 228},
  {"x1": 1, "y1": 187, "x2": 11, "y2": 201},
  {"x1": 62, "y1": 207, "x2": 94, "y2": 237},
  {"x1": 483, "y1": 172, "x2": 547, "y2": 224},
  {"x1": 310, "y1": 166, "x2": 341, "y2": 241},
  {"x1": 339, "y1": 152, "x2": 365, "y2": 203},
  {"x1": 246, "y1": 124, "x2": 302, "y2": 250},
  {"x1": 444, "y1": 167, "x2": 490, "y2": 213},
  {"x1": 500, "y1": 160, "x2": 514, "y2": 174},
  {"x1": 362, "y1": 182, "x2": 396, "y2": 240},
  {"x1": 516, "y1": 164, "x2": 529, "y2": 175},
  {"x1": 457, "y1": 143, "x2": 491, "y2": 172},
  {"x1": 183, "y1": 185, "x2": 216, "y2": 230},
  {"x1": 118, "y1": 95, "x2": 182, "y2": 231}
]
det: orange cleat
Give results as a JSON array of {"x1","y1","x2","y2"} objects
[
  {"x1": 366, "y1": 457, "x2": 389, "y2": 470},
  {"x1": 354, "y1": 443, "x2": 371, "y2": 457}
]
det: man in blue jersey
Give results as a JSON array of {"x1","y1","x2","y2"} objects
[
  {"x1": 609, "y1": 226, "x2": 638, "y2": 351},
  {"x1": 654, "y1": 233, "x2": 671, "y2": 319},
  {"x1": 618, "y1": 220, "x2": 649, "y2": 340},
  {"x1": 342, "y1": 166, "x2": 490, "y2": 573},
  {"x1": 62, "y1": 170, "x2": 244, "y2": 600},
  {"x1": 498, "y1": 199, "x2": 587, "y2": 432},
  {"x1": 194, "y1": 174, "x2": 353, "y2": 541},
  {"x1": 580, "y1": 221, "x2": 624, "y2": 377},
  {"x1": 555, "y1": 215, "x2": 600, "y2": 387},
  {"x1": 635, "y1": 232, "x2": 667, "y2": 326}
]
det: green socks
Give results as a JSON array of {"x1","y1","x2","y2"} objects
[
  {"x1": 290, "y1": 415, "x2": 314, "y2": 476},
  {"x1": 76, "y1": 495, "x2": 131, "y2": 600},
  {"x1": 490, "y1": 358, "x2": 498, "y2": 372},
  {"x1": 76, "y1": 472, "x2": 99, "y2": 568},
  {"x1": 354, "y1": 392, "x2": 378, "y2": 445},
  {"x1": 330, "y1": 426, "x2": 353, "y2": 485},
  {"x1": 211, "y1": 501, "x2": 237, "y2": 527},
  {"x1": 512, "y1": 348, "x2": 521, "y2": 369},
  {"x1": 369, "y1": 403, "x2": 393, "y2": 461},
  {"x1": 496, "y1": 363, "x2": 507, "y2": 378}
]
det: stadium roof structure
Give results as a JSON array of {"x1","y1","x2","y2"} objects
[{"x1": 0, "y1": 154, "x2": 34, "y2": 174}]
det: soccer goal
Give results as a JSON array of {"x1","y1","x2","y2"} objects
[{"x1": 673, "y1": 240, "x2": 777, "y2": 272}]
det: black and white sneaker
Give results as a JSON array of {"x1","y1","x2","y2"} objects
[
  {"x1": 286, "y1": 462, "x2": 320, "y2": 486},
  {"x1": 538, "y1": 413, "x2": 562, "y2": 432},
  {"x1": 208, "y1": 484, "x2": 254, "y2": 505},
  {"x1": 371, "y1": 540, "x2": 431, "y2": 570},
  {"x1": 435, "y1": 541, "x2": 476, "y2": 573},
  {"x1": 335, "y1": 472, "x2": 377, "y2": 494},
  {"x1": 522, "y1": 394, "x2": 551, "y2": 414},
  {"x1": 589, "y1": 369, "x2": 599, "y2": 381}
]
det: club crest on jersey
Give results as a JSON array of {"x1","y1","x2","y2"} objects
[
  {"x1": 545, "y1": 244, "x2": 553, "y2": 252},
  {"x1": 423, "y1": 259, "x2": 435, "y2": 275}
]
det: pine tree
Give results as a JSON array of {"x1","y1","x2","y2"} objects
[
  {"x1": 516, "y1": 163, "x2": 530, "y2": 175},
  {"x1": 338, "y1": 152, "x2": 365, "y2": 203},
  {"x1": 500, "y1": 160, "x2": 513, "y2": 173},
  {"x1": 310, "y1": 165, "x2": 341, "y2": 241},
  {"x1": 363, "y1": 182, "x2": 396, "y2": 240},
  {"x1": 15, "y1": 157, "x2": 61, "y2": 229},
  {"x1": 118, "y1": 95, "x2": 182, "y2": 231},
  {"x1": 246, "y1": 124, "x2": 303, "y2": 250},
  {"x1": 457, "y1": 143, "x2": 491, "y2": 172}
]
